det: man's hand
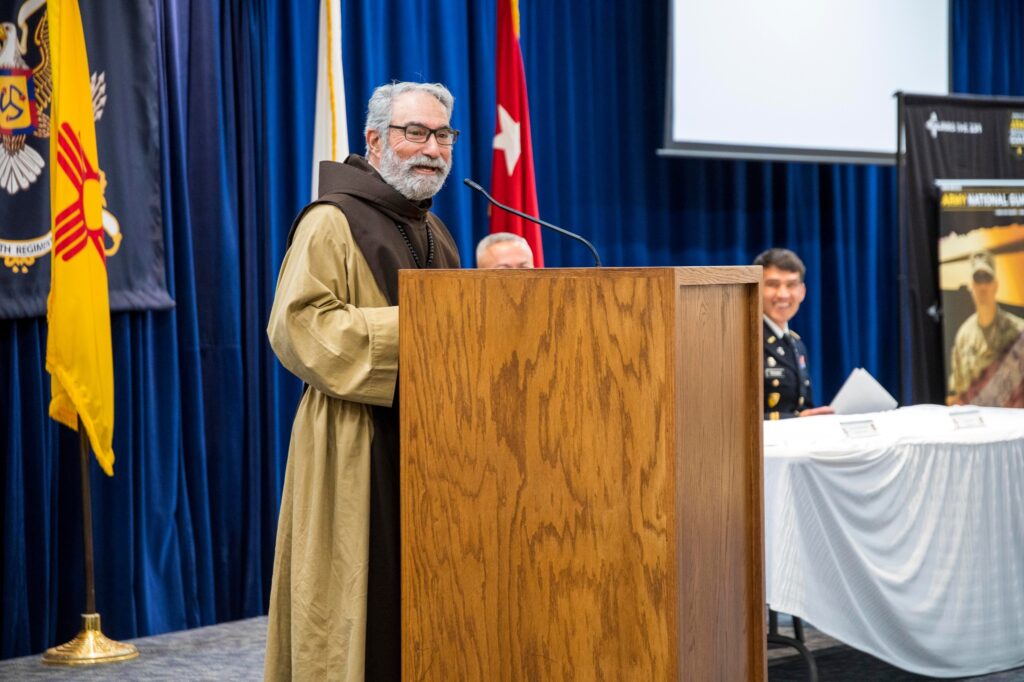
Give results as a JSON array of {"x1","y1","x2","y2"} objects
[{"x1": 799, "y1": 406, "x2": 834, "y2": 417}]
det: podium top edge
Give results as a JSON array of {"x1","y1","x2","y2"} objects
[{"x1": 399, "y1": 266, "x2": 762, "y2": 285}]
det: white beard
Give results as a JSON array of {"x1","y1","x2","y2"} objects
[{"x1": 378, "y1": 144, "x2": 451, "y2": 201}]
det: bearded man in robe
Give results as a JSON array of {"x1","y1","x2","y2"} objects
[{"x1": 264, "y1": 81, "x2": 461, "y2": 681}]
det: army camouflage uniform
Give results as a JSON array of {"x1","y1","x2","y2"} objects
[{"x1": 948, "y1": 308, "x2": 1024, "y2": 398}]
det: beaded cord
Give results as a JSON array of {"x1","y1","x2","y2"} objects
[{"x1": 395, "y1": 221, "x2": 435, "y2": 268}]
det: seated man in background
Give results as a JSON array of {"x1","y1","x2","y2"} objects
[
  {"x1": 476, "y1": 231, "x2": 535, "y2": 269},
  {"x1": 754, "y1": 248, "x2": 834, "y2": 420}
]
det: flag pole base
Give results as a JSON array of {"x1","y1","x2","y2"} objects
[{"x1": 42, "y1": 613, "x2": 139, "y2": 666}]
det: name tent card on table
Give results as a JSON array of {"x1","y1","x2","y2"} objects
[
  {"x1": 839, "y1": 419, "x2": 879, "y2": 439},
  {"x1": 950, "y1": 408, "x2": 986, "y2": 430}
]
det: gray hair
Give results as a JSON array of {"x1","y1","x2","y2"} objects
[
  {"x1": 476, "y1": 232, "x2": 532, "y2": 265},
  {"x1": 364, "y1": 82, "x2": 455, "y2": 154}
]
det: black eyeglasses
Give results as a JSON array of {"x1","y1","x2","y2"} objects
[{"x1": 388, "y1": 124, "x2": 460, "y2": 146}]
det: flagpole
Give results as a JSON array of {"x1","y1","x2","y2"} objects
[
  {"x1": 79, "y1": 414, "x2": 96, "y2": 615},
  {"x1": 41, "y1": 416, "x2": 138, "y2": 665}
]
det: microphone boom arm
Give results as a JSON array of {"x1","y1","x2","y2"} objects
[{"x1": 464, "y1": 178, "x2": 602, "y2": 267}]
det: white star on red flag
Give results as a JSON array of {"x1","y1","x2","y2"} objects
[{"x1": 493, "y1": 104, "x2": 521, "y2": 176}]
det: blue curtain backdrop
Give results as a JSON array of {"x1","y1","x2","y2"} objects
[{"x1": 0, "y1": 0, "x2": 1021, "y2": 658}]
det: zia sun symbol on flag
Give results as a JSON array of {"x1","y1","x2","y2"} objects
[{"x1": 53, "y1": 122, "x2": 106, "y2": 264}]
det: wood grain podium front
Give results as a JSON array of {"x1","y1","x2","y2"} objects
[{"x1": 399, "y1": 267, "x2": 766, "y2": 681}]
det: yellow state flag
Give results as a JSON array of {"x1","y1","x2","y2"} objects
[{"x1": 45, "y1": 0, "x2": 115, "y2": 476}]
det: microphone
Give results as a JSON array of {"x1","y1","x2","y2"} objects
[{"x1": 463, "y1": 179, "x2": 602, "y2": 267}]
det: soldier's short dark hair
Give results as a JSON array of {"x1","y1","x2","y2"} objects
[{"x1": 753, "y1": 248, "x2": 806, "y2": 282}]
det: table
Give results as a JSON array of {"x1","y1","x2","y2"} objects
[{"x1": 764, "y1": 404, "x2": 1024, "y2": 678}]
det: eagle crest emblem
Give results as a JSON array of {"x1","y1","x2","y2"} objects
[{"x1": 0, "y1": 0, "x2": 118, "y2": 274}]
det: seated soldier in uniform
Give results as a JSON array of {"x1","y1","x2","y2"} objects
[{"x1": 754, "y1": 248, "x2": 834, "y2": 420}]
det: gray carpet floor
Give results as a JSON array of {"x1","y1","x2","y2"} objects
[
  {"x1": 0, "y1": 617, "x2": 267, "y2": 681},
  {"x1": 1, "y1": 615, "x2": 1022, "y2": 681}
]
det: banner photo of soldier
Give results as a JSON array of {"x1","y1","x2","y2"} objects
[
  {"x1": 899, "y1": 96, "x2": 1024, "y2": 404},
  {"x1": 490, "y1": 0, "x2": 543, "y2": 266},
  {"x1": 0, "y1": 0, "x2": 170, "y2": 319},
  {"x1": 309, "y1": 0, "x2": 347, "y2": 200},
  {"x1": 938, "y1": 185, "x2": 1024, "y2": 408},
  {"x1": 45, "y1": 0, "x2": 115, "y2": 475}
]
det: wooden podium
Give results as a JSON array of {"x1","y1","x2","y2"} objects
[{"x1": 399, "y1": 267, "x2": 766, "y2": 681}]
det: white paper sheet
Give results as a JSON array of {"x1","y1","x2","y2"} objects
[{"x1": 829, "y1": 367, "x2": 897, "y2": 415}]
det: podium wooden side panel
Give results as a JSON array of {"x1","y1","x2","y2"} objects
[
  {"x1": 400, "y1": 267, "x2": 764, "y2": 681},
  {"x1": 675, "y1": 268, "x2": 766, "y2": 681}
]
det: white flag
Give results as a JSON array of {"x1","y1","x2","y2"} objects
[{"x1": 311, "y1": 0, "x2": 348, "y2": 200}]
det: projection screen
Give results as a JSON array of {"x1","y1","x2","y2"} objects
[{"x1": 660, "y1": 0, "x2": 950, "y2": 164}]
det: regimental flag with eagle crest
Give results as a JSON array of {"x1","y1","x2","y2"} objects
[
  {"x1": 45, "y1": 0, "x2": 115, "y2": 475},
  {"x1": 0, "y1": 0, "x2": 169, "y2": 320},
  {"x1": 0, "y1": 0, "x2": 102, "y2": 193}
]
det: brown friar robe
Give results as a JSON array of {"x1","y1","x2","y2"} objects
[{"x1": 265, "y1": 156, "x2": 459, "y2": 681}]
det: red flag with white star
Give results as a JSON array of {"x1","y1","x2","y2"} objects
[{"x1": 491, "y1": 0, "x2": 544, "y2": 266}]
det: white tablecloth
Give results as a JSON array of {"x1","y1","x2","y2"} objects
[{"x1": 764, "y1": 404, "x2": 1024, "y2": 678}]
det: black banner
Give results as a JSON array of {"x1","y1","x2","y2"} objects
[
  {"x1": 898, "y1": 93, "x2": 1024, "y2": 403},
  {"x1": 0, "y1": 0, "x2": 172, "y2": 318}
]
